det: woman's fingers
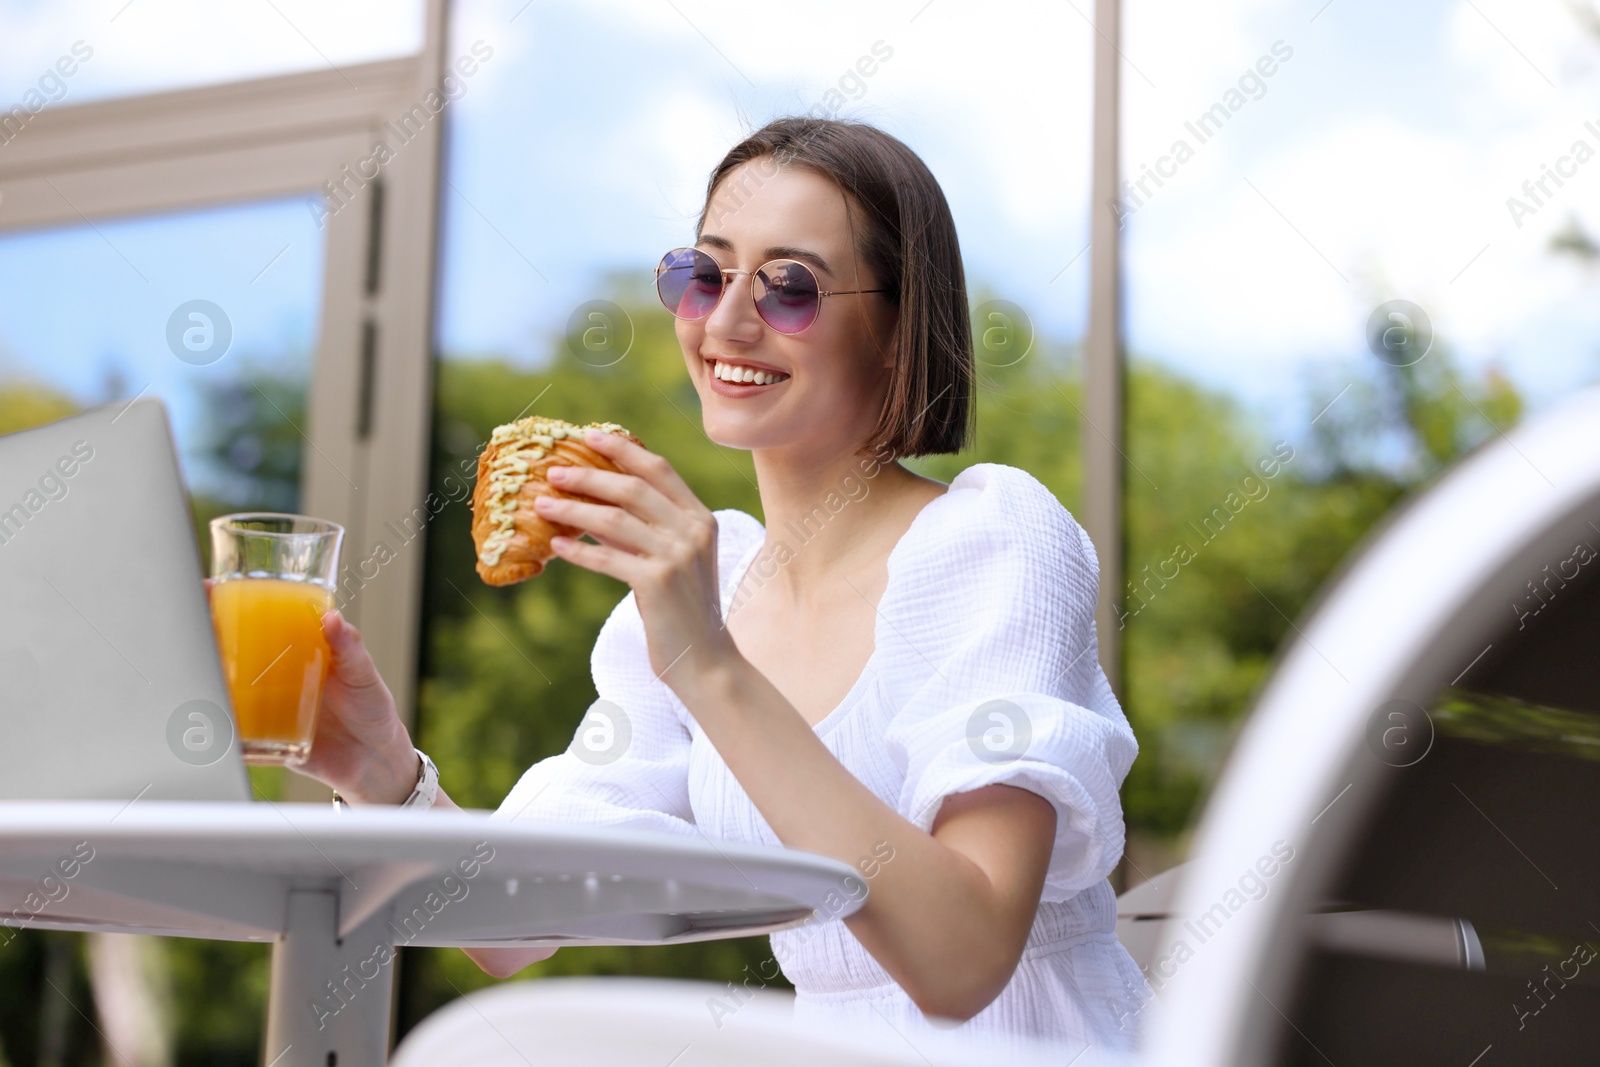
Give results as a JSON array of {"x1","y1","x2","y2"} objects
[
  {"x1": 577, "y1": 429, "x2": 705, "y2": 512},
  {"x1": 580, "y1": 529, "x2": 629, "y2": 552},
  {"x1": 547, "y1": 464, "x2": 677, "y2": 527},
  {"x1": 536, "y1": 494, "x2": 666, "y2": 556},
  {"x1": 548, "y1": 534, "x2": 646, "y2": 586},
  {"x1": 321, "y1": 611, "x2": 385, "y2": 695}
]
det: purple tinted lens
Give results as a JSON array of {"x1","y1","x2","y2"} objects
[
  {"x1": 657, "y1": 247, "x2": 722, "y2": 319},
  {"x1": 754, "y1": 261, "x2": 820, "y2": 334}
]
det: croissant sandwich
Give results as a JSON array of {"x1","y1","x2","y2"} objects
[{"x1": 471, "y1": 415, "x2": 644, "y2": 586}]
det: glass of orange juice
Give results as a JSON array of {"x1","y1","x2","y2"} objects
[{"x1": 208, "y1": 513, "x2": 344, "y2": 765}]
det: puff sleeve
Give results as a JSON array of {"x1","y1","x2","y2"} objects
[
  {"x1": 879, "y1": 464, "x2": 1138, "y2": 900},
  {"x1": 490, "y1": 508, "x2": 764, "y2": 836}
]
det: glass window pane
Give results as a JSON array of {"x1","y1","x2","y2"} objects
[
  {"x1": 1118, "y1": 0, "x2": 1600, "y2": 863},
  {"x1": 0, "y1": 196, "x2": 325, "y2": 539},
  {"x1": 0, "y1": 0, "x2": 425, "y2": 108}
]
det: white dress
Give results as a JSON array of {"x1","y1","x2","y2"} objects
[{"x1": 492, "y1": 462, "x2": 1154, "y2": 1052}]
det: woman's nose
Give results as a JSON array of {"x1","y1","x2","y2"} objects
[{"x1": 704, "y1": 270, "x2": 763, "y2": 342}]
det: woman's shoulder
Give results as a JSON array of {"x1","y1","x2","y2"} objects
[
  {"x1": 874, "y1": 463, "x2": 1110, "y2": 707},
  {"x1": 898, "y1": 462, "x2": 1098, "y2": 587}
]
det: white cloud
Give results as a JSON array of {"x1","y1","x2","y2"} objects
[
  {"x1": 1122, "y1": 0, "x2": 1285, "y2": 132},
  {"x1": 1122, "y1": 0, "x2": 1600, "y2": 411},
  {"x1": 0, "y1": 0, "x2": 425, "y2": 105},
  {"x1": 1447, "y1": 0, "x2": 1598, "y2": 114},
  {"x1": 594, "y1": 86, "x2": 734, "y2": 230}
]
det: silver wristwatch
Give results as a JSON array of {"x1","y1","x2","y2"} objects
[
  {"x1": 331, "y1": 748, "x2": 439, "y2": 811},
  {"x1": 400, "y1": 748, "x2": 440, "y2": 810}
]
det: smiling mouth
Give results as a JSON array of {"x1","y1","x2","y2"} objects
[{"x1": 707, "y1": 359, "x2": 790, "y2": 386}]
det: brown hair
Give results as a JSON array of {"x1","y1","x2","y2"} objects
[{"x1": 695, "y1": 116, "x2": 973, "y2": 458}]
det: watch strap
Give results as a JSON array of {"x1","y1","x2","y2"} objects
[
  {"x1": 400, "y1": 748, "x2": 440, "y2": 810},
  {"x1": 329, "y1": 748, "x2": 438, "y2": 811}
]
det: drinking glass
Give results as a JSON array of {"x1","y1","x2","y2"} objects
[{"x1": 208, "y1": 513, "x2": 344, "y2": 765}]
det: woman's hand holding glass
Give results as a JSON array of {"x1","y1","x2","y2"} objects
[
  {"x1": 294, "y1": 609, "x2": 424, "y2": 805},
  {"x1": 203, "y1": 576, "x2": 420, "y2": 804}
]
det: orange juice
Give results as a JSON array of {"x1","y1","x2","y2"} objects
[{"x1": 210, "y1": 577, "x2": 334, "y2": 763}]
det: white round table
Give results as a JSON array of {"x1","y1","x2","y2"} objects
[{"x1": 0, "y1": 801, "x2": 867, "y2": 1067}]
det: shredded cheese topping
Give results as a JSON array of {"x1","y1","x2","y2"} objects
[{"x1": 476, "y1": 416, "x2": 633, "y2": 568}]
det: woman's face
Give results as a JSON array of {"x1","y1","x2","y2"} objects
[{"x1": 676, "y1": 160, "x2": 898, "y2": 457}]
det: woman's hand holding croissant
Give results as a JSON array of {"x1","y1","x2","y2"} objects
[{"x1": 532, "y1": 428, "x2": 736, "y2": 686}]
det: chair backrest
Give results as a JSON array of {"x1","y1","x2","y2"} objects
[
  {"x1": 1114, "y1": 862, "x2": 1187, "y2": 975},
  {"x1": 389, "y1": 975, "x2": 1122, "y2": 1067}
]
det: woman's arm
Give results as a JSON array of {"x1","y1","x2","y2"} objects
[
  {"x1": 674, "y1": 652, "x2": 1057, "y2": 1022},
  {"x1": 533, "y1": 434, "x2": 1063, "y2": 1022}
]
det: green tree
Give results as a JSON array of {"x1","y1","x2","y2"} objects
[{"x1": 0, "y1": 380, "x2": 77, "y2": 435}]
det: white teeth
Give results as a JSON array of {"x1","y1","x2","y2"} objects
[{"x1": 713, "y1": 360, "x2": 787, "y2": 385}]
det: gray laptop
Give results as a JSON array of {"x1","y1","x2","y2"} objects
[{"x1": 0, "y1": 396, "x2": 251, "y2": 802}]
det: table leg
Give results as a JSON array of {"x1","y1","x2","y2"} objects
[{"x1": 265, "y1": 889, "x2": 397, "y2": 1067}]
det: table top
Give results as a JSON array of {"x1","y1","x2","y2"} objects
[{"x1": 0, "y1": 801, "x2": 865, "y2": 947}]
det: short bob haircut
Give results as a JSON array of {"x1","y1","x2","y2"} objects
[{"x1": 695, "y1": 116, "x2": 973, "y2": 459}]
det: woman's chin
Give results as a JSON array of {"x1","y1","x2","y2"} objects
[
  {"x1": 703, "y1": 427, "x2": 760, "y2": 452},
  {"x1": 701, "y1": 417, "x2": 786, "y2": 454}
]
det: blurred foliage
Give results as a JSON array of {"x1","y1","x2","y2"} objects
[
  {"x1": 190, "y1": 364, "x2": 305, "y2": 512},
  {"x1": 0, "y1": 278, "x2": 1532, "y2": 1059},
  {"x1": 161, "y1": 938, "x2": 270, "y2": 1066},
  {"x1": 1550, "y1": 215, "x2": 1599, "y2": 262},
  {"x1": 0, "y1": 380, "x2": 77, "y2": 436},
  {"x1": 187, "y1": 360, "x2": 306, "y2": 574},
  {"x1": 1433, "y1": 686, "x2": 1600, "y2": 763},
  {"x1": 1118, "y1": 340, "x2": 1528, "y2": 838},
  {"x1": 0, "y1": 933, "x2": 98, "y2": 1067}
]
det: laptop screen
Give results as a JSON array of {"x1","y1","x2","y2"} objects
[{"x1": 0, "y1": 396, "x2": 250, "y2": 802}]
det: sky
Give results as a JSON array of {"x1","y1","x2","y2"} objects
[
  {"x1": 1119, "y1": 0, "x2": 1600, "y2": 425},
  {"x1": 1, "y1": 0, "x2": 1597, "y2": 463}
]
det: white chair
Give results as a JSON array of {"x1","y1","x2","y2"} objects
[
  {"x1": 389, "y1": 974, "x2": 1127, "y2": 1067},
  {"x1": 1114, "y1": 862, "x2": 1187, "y2": 975}
]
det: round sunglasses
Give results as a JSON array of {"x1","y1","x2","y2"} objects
[{"x1": 654, "y1": 246, "x2": 890, "y2": 336}]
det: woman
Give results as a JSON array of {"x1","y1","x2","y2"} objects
[{"x1": 300, "y1": 116, "x2": 1152, "y2": 1051}]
